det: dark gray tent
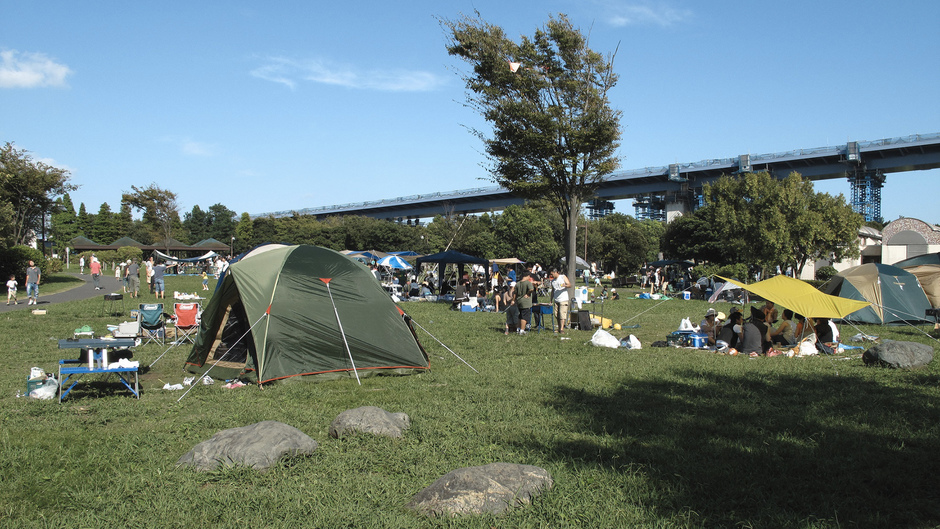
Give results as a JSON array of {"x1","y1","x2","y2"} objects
[{"x1": 415, "y1": 250, "x2": 490, "y2": 293}]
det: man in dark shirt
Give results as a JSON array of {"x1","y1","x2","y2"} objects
[
  {"x1": 126, "y1": 259, "x2": 140, "y2": 298},
  {"x1": 741, "y1": 306, "x2": 770, "y2": 357},
  {"x1": 153, "y1": 260, "x2": 167, "y2": 299},
  {"x1": 514, "y1": 272, "x2": 534, "y2": 334}
]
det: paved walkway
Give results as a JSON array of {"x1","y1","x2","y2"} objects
[{"x1": 0, "y1": 273, "x2": 129, "y2": 314}]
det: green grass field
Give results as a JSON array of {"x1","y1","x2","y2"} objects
[{"x1": 1, "y1": 274, "x2": 939, "y2": 528}]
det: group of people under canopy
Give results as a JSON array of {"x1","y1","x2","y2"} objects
[
  {"x1": 698, "y1": 301, "x2": 842, "y2": 358},
  {"x1": 694, "y1": 275, "x2": 870, "y2": 357}
]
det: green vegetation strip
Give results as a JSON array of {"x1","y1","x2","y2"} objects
[{"x1": 1, "y1": 275, "x2": 939, "y2": 528}]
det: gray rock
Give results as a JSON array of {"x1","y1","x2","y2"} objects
[
  {"x1": 329, "y1": 406, "x2": 410, "y2": 439},
  {"x1": 177, "y1": 420, "x2": 317, "y2": 472},
  {"x1": 408, "y1": 462, "x2": 553, "y2": 517},
  {"x1": 863, "y1": 340, "x2": 934, "y2": 369}
]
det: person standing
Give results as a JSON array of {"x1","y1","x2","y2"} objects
[
  {"x1": 6, "y1": 275, "x2": 17, "y2": 305},
  {"x1": 514, "y1": 271, "x2": 534, "y2": 334},
  {"x1": 145, "y1": 257, "x2": 154, "y2": 294},
  {"x1": 89, "y1": 257, "x2": 102, "y2": 290},
  {"x1": 152, "y1": 260, "x2": 167, "y2": 299},
  {"x1": 550, "y1": 268, "x2": 571, "y2": 332},
  {"x1": 79, "y1": 255, "x2": 85, "y2": 274},
  {"x1": 201, "y1": 270, "x2": 209, "y2": 291},
  {"x1": 25, "y1": 260, "x2": 41, "y2": 305},
  {"x1": 126, "y1": 259, "x2": 140, "y2": 298}
]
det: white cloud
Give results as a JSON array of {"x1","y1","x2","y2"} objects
[
  {"x1": 251, "y1": 55, "x2": 444, "y2": 92},
  {"x1": 606, "y1": 2, "x2": 692, "y2": 27},
  {"x1": 181, "y1": 140, "x2": 215, "y2": 157},
  {"x1": 160, "y1": 136, "x2": 216, "y2": 157},
  {"x1": 0, "y1": 49, "x2": 72, "y2": 88}
]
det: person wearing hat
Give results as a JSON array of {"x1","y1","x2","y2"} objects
[{"x1": 700, "y1": 308, "x2": 720, "y2": 346}]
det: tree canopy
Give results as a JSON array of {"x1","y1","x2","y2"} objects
[
  {"x1": 122, "y1": 184, "x2": 181, "y2": 248},
  {"x1": 0, "y1": 142, "x2": 75, "y2": 247},
  {"x1": 662, "y1": 171, "x2": 862, "y2": 275},
  {"x1": 442, "y1": 12, "x2": 622, "y2": 285}
]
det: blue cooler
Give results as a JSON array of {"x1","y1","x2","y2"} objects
[{"x1": 687, "y1": 333, "x2": 709, "y2": 348}]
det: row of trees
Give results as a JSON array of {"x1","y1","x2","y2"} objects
[
  {"x1": 662, "y1": 171, "x2": 863, "y2": 278},
  {"x1": 236, "y1": 204, "x2": 660, "y2": 275},
  {"x1": 49, "y1": 188, "x2": 238, "y2": 250}
]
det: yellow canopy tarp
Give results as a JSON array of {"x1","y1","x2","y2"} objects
[{"x1": 718, "y1": 275, "x2": 870, "y2": 318}]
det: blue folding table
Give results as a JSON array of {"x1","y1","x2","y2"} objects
[{"x1": 57, "y1": 338, "x2": 138, "y2": 402}]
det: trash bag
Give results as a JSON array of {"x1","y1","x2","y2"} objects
[
  {"x1": 590, "y1": 329, "x2": 621, "y2": 349},
  {"x1": 29, "y1": 377, "x2": 58, "y2": 400},
  {"x1": 620, "y1": 334, "x2": 642, "y2": 349}
]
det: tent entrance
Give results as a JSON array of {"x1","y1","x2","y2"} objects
[{"x1": 206, "y1": 302, "x2": 257, "y2": 378}]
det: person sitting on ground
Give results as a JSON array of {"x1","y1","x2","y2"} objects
[
  {"x1": 718, "y1": 311, "x2": 744, "y2": 349},
  {"x1": 700, "y1": 308, "x2": 720, "y2": 346},
  {"x1": 814, "y1": 317, "x2": 835, "y2": 344},
  {"x1": 761, "y1": 300, "x2": 779, "y2": 324},
  {"x1": 610, "y1": 288, "x2": 620, "y2": 301},
  {"x1": 741, "y1": 306, "x2": 772, "y2": 357},
  {"x1": 770, "y1": 309, "x2": 797, "y2": 346}
]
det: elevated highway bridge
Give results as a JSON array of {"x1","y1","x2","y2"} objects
[{"x1": 255, "y1": 132, "x2": 940, "y2": 223}]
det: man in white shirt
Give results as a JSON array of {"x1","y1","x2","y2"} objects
[{"x1": 550, "y1": 268, "x2": 571, "y2": 332}]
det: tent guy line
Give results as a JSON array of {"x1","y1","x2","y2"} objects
[{"x1": 410, "y1": 319, "x2": 479, "y2": 374}]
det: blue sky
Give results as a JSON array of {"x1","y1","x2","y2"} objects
[{"x1": 3, "y1": 1, "x2": 938, "y2": 225}]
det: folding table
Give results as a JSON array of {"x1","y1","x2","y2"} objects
[{"x1": 57, "y1": 338, "x2": 138, "y2": 402}]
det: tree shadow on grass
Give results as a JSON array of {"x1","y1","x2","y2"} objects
[{"x1": 530, "y1": 369, "x2": 940, "y2": 527}]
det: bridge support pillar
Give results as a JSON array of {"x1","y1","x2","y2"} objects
[
  {"x1": 665, "y1": 201, "x2": 688, "y2": 222},
  {"x1": 849, "y1": 170, "x2": 884, "y2": 223}
]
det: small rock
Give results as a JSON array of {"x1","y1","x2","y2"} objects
[
  {"x1": 177, "y1": 420, "x2": 317, "y2": 472},
  {"x1": 408, "y1": 462, "x2": 553, "y2": 516},
  {"x1": 329, "y1": 406, "x2": 410, "y2": 439},
  {"x1": 863, "y1": 340, "x2": 934, "y2": 369}
]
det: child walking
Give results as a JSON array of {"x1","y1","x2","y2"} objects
[
  {"x1": 6, "y1": 275, "x2": 17, "y2": 305},
  {"x1": 201, "y1": 270, "x2": 209, "y2": 290}
]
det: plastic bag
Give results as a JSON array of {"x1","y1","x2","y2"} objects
[
  {"x1": 590, "y1": 329, "x2": 621, "y2": 349},
  {"x1": 620, "y1": 334, "x2": 642, "y2": 349},
  {"x1": 29, "y1": 377, "x2": 58, "y2": 400},
  {"x1": 678, "y1": 317, "x2": 695, "y2": 332}
]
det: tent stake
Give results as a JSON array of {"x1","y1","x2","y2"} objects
[{"x1": 320, "y1": 278, "x2": 362, "y2": 385}]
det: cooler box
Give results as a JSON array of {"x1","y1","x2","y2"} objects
[
  {"x1": 682, "y1": 291, "x2": 691, "y2": 300},
  {"x1": 687, "y1": 333, "x2": 709, "y2": 348},
  {"x1": 460, "y1": 303, "x2": 476, "y2": 312},
  {"x1": 27, "y1": 377, "x2": 45, "y2": 395},
  {"x1": 113, "y1": 321, "x2": 139, "y2": 338}
]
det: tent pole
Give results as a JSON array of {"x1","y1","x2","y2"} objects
[{"x1": 320, "y1": 278, "x2": 362, "y2": 385}]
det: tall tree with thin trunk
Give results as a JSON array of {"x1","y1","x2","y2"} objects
[{"x1": 442, "y1": 12, "x2": 622, "y2": 287}]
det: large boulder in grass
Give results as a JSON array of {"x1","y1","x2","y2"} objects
[
  {"x1": 177, "y1": 421, "x2": 317, "y2": 472},
  {"x1": 408, "y1": 463, "x2": 553, "y2": 517},
  {"x1": 329, "y1": 406, "x2": 410, "y2": 439},
  {"x1": 863, "y1": 341, "x2": 934, "y2": 369}
]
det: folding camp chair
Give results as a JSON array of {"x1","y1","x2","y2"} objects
[
  {"x1": 172, "y1": 303, "x2": 200, "y2": 345},
  {"x1": 138, "y1": 303, "x2": 167, "y2": 346}
]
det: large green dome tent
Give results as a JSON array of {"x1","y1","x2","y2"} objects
[
  {"x1": 820, "y1": 263, "x2": 932, "y2": 324},
  {"x1": 185, "y1": 244, "x2": 429, "y2": 384}
]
